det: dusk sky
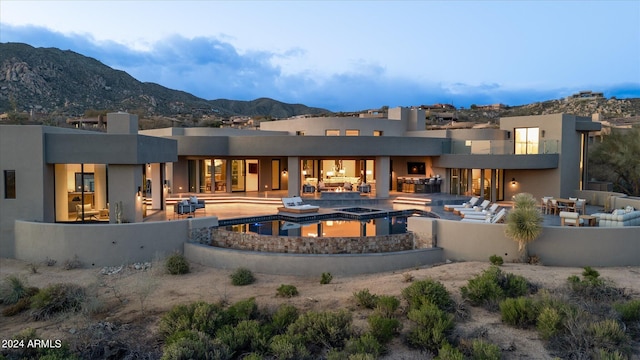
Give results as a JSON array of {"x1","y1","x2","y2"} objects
[{"x1": 1, "y1": 1, "x2": 639, "y2": 111}]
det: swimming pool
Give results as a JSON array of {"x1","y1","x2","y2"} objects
[{"x1": 224, "y1": 216, "x2": 408, "y2": 237}]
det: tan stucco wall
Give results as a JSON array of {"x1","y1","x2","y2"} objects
[
  {"x1": 409, "y1": 217, "x2": 640, "y2": 267},
  {"x1": 13, "y1": 218, "x2": 201, "y2": 267}
]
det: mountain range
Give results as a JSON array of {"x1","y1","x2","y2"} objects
[
  {"x1": 1, "y1": 42, "x2": 638, "y2": 125},
  {"x1": 0, "y1": 42, "x2": 330, "y2": 119}
]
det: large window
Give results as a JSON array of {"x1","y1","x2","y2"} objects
[
  {"x1": 325, "y1": 129, "x2": 340, "y2": 136},
  {"x1": 515, "y1": 127, "x2": 539, "y2": 154},
  {"x1": 345, "y1": 129, "x2": 360, "y2": 136},
  {"x1": 4, "y1": 170, "x2": 15, "y2": 199}
]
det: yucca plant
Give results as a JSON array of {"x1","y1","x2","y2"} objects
[{"x1": 505, "y1": 193, "x2": 543, "y2": 263}]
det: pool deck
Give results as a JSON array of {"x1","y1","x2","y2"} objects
[{"x1": 145, "y1": 191, "x2": 605, "y2": 227}]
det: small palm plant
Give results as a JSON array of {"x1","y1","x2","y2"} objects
[{"x1": 505, "y1": 193, "x2": 543, "y2": 263}]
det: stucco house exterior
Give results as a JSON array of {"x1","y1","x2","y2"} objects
[{"x1": 0, "y1": 109, "x2": 604, "y2": 262}]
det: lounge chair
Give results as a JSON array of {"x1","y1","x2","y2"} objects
[
  {"x1": 559, "y1": 211, "x2": 583, "y2": 226},
  {"x1": 278, "y1": 196, "x2": 319, "y2": 213},
  {"x1": 461, "y1": 208, "x2": 507, "y2": 223},
  {"x1": 455, "y1": 200, "x2": 491, "y2": 215},
  {"x1": 462, "y1": 203, "x2": 500, "y2": 219},
  {"x1": 443, "y1": 196, "x2": 479, "y2": 212}
]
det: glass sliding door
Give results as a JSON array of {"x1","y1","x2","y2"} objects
[
  {"x1": 231, "y1": 160, "x2": 246, "y2": 192},
  {"x1": 214, "y1": 159, "x2": 227, "y2": 192}
]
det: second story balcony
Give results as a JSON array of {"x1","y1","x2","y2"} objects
[
  {"x1": 445, "y1": 139, "x2": 560, "y2": 155},
  {"x1": 436, "y1": 139, "x2": 560, "y2": 170}
]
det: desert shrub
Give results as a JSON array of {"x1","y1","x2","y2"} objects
[
  {"x1": 353, "y1": 289, "x2": 378, "y2": 309},
  {"x1": 165, "y1": 253, "x2": 190, "y2": 275},
  {"x1": 367, "y1": 313, "x2": 401, "y2": 344},
  {"x1": 470, "y1": 339, "x2": 501, "y2": 360},
  {"x1": 286, "y1": 309, "x2": 353, "y2": 350},
  {"x1": 567, "y1": 268, "x2": 626, "y2": 303},
  {"x1": 230, "y1": 267, "x2": 255, "y2": 286},
  {"x1": 402, "y1": 272, "x2": 415, "y2": 282},
  {"x1": 320, "y1": 272, "x2": 333, "y2": 284},
  {"x1": 159, "y1": 301, "x2": 226, "y2": 339},
  {"x1": 161, "y1": 331, "x2": 231, "y2": 360},
  {"x1": 374, "y1": 295, "x2": 400, "y2": 318},
  {"x1": 2, "y1": 296, "x2": 33, "y2": 316},
  {"x1": 30, "y1": 283, "x2": 85, "y2": 320},
  {"x1": 406, "y1": 302, "x2": 454, "y2": 352},
  {"x1": 589, "y1": 319, "x2": 630, "y2": 354},
  {"x1": 595, "y1": 349, "x2": 627, "y2": 360},
  {"x1": 402, "y1": 278, "x2": 454, "y2": 312},
  {"x1": 63, "y1": 255, "x2": 82, "y2": 270},
  {"x1": 215, "y1": 319, "x2": 270, "y2": 355},
  {"x1": 0, "y1": 275, "x2": 30, "y2": 305},
  {"x1": 269, "y1": 304, "x2": 299, "y2": 334},
  {"x1": 489, "y1": 254, "x2": 503, "y2": 266},
  {"x1": 499, "y1": 297, "x2": 538, "y2": 327},
  {"x1": 461, "y1": 266, "x2": 532, "y2": 310},
  {"x1": 268, "y1": 333, "x2": 310, "y2": 360},
  {"x1": 226, "y1": 297, "x2": 259, "y2": 324},
  {"x1": 276, "y1": 284, "x2": 299, "y2": 298},
  {"x1": 536, "y1": 306, "x2": 564, "y2": 340},
  {"x1": 613, "y1": 299, "x2": 640, "y2": 322},
  {"x1": 435, "y1": 342, "x2": 464, "y2": 360},
  {"x1": 342, "y1": 333, "x2": 383, "y2": 358}
]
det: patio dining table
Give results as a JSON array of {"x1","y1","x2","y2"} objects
[{"x1": 553, "y1": 198, "x2": 576, "y2": 214}]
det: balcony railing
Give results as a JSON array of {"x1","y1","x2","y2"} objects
[{"x1": 444, "y1": 140, "x2": 559, "y2": 155}]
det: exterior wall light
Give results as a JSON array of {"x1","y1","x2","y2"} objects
[
  {"x1": 137, "y1": 186, "x2": 142, "y2": 197},
  {"x1": 511, "y1": 178, "x2": 517, "y2": 186},
  {"x1": 282, "y1": 168, "x2": 287, "y2": 175}
]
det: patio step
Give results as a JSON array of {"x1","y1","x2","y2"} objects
[{"x1": 392, "y1": 197, "x2": 432, "y2": 206}]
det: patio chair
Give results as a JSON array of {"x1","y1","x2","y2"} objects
[
  {"x1": 550, "y1": 199, "x2": 566, "y2": 215},
  {"x1": 568, "y1": 199, "x2": 586, "y2": 214},
  {"x1": 541, "y1": 196, "x2": 553, "y2": 214},
  {"x1": 455, "y1": 200, "x2": 491, "y2": 215},
  {"x1": 559, "y1": 211, "x2": 584, "y2": 226},
  {"x1": 278, "y1": 196, "x2": 319, "y2": 213},
  {"x1": 461, "y1": 208, "x2": 507, "y2": 223},
  {"x1": 443, "y1": 196, "x2": 479, "y2": 212},
  {"x1": 461, "y1": 203, "x2": 500, "y2": 218}
]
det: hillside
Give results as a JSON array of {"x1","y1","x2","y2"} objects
[
  {"x1": 0, "y1": 43, "x2": 330, "y2": 119},
  {"x1": 1, "y1": 42, "x2": 638, "y2": 126}
]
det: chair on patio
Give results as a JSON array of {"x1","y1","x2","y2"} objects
[
  {"x1": 455, "y1": 199, "x2": 491, "y2": 215},
  {"x1": 278, "y1": 196, "x2": 319, "y2": 213},
  {"x1": 568, "y1": 199, "x2": 586, "y2": 214},
  {"x1": 550, "y1": 199, "x2": 566, "y2": 215},
  {"x1": 541, "y1": 196, "x2": 553, "y2": 214},
  {"x1": 461, "y1": 203, "x2": 500, "y2": 218},
  {"x1": 443, "y1": 196, "x2": 479, "y2": 212},
  {"x1": 461, "y1": 208, "x2": 507, "y2": 223},
  {"x1": 560, "y1": 211, "x2": 584, "y2": 226}
]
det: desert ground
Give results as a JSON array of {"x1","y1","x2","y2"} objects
[{"x1": 1, "y1": 258, "x2": 639, "y2": 359}]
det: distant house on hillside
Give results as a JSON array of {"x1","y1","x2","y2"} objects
[{"x1": 566, "y1": 90, "x2": 604, "y2": 101}]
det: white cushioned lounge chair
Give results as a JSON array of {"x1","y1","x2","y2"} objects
[
  {"x1": 278, "y1": 196, "x2": 319, "y2": 213},
  {"x1": 443, "y1": 196, "x2": 479, "y2": 212}
]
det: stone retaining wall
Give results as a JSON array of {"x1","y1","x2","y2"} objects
[{"x1": 208, "y1": 229, "x2": 416, "y2": 254}]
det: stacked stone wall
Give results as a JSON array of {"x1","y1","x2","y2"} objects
[{"x1": 207, "y1": 229, "x2": 415, "y2": 254}]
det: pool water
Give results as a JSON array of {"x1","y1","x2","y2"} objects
[{"x1": 225, "y1": 216, "x2": 408, "y2": 237}]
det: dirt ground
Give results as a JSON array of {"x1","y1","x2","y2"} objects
[{"x1": 1, "y1": 258, "x2": 639, "y2": 359}]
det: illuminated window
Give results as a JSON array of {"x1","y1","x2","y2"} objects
[
  {"x1": 373, "y1": 130, "x2": 383, "y2": 136},
  {"x1": 325, "y1": 129, "x2": 340, "y2": 136},
  {"x1": 515, "y1": 127, "x2": 539, "y2": 154},
  {"x1": 295, "y1": 131, "x2": 305, "y2": 136},
  {"x1": 4, "y1": 170, "x2": 15, "y2": 199},
  {"x1": 345, "y1": 129, "x2": 360, "y2": 136}
]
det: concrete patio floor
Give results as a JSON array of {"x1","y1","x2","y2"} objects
[{"x1": 142, "y1": 191, "x2": 606, "y2": 227}]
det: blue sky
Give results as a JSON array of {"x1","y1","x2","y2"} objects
[{"x1": 1, "y1": 1, "x2": 639, "y2": 111}]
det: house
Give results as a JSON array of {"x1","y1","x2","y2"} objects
[{"x1": 0, "y1": 109, "x2": 604, "y2": 262}]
